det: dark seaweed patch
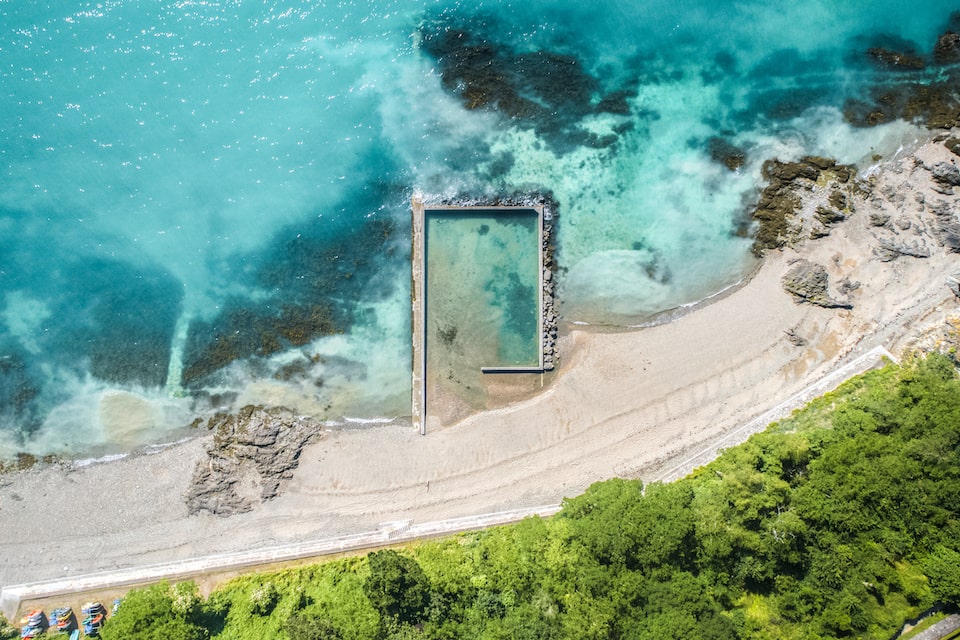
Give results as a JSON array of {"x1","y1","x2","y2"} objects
[
  {"x1": 70, "y1": 259, "x2": 182, "y2": 387},
  {"x1": 181, "y1": 186, "x2": 405, "y2": 387},
  {"x1": 0, "y1": 216, "x2": 182, "y2": 438},
  {"x1": 418, "y1": 14, "x2": 635, "y2": 153}
]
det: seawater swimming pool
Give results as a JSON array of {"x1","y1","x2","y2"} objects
[{"x1": 412, "y1": 202, "x2": 544, "y2": 433}]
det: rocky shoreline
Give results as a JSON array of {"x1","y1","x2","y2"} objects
[{"x1": 747, "y1": 135, "x2": 960, "y2": 317}]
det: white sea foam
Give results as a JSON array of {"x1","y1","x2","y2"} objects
[
  {"x1": 228, "y1": 268, "x2": 412, "y2": 421},
  {"x1": 0, "y1": 374, "x2": 195, "y2": 459}
]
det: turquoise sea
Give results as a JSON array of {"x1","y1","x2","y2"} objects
[{"x1": 0, "y1": 1, "x2": 956, "y2": 457}]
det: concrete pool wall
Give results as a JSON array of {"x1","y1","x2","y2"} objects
[{"x1": 412, "y1": 198, "x2": 550, "y2": 434}]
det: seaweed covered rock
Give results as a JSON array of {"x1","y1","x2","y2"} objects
[
  {"x1": 417, "y1": 15, "x2": 635, "y2": 152},
  {"x1": 751, "y1": 157, "x2": 855, "y2": 255},
  {"x1": 945, "y1": 137, "x2": 960, "y2": 157},
  {"x1": 935, "y1": 31, "x2": 960, "y2": 63},
  {"x1": 184, "y1": 405, "x2": 323, "y2": 516},
  {"x1": 866, "y1": 47, "x2": 926, "y2": 70},
  {"x1": 844, "y1": 20, "x2": 960, "y2": 129}
]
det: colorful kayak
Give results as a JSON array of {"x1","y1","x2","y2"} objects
[
  {"x1": 49, "y1": 606, "x2": 74, "y2": 632},
  {"x1": 80, "y1": 602, "x2": 106, "y2": 637},
  {"x1": 19, "y1": 609, "x2": 46, "y2": 638}
]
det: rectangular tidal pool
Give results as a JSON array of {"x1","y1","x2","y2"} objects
[{"x1": 415, "y1": 205, "x2": 543, "y2": 428}]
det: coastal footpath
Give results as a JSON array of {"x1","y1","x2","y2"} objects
[{"x1": 2, "y1": 132, "x2": 960, "y2": 612}]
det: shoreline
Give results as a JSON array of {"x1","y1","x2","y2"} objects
[{"x1": 2, "y1": 131, "x2": 959, "y2": 616}]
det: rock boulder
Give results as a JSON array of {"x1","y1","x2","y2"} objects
[
  {"x1": 184, "y1": 405, "x2": 323, "y2": 516},
  {"x1": 781, "y1": 260, "x2": 853, "y2": 308}
]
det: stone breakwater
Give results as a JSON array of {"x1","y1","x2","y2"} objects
[{"x1": 541, "y1": 201, "x2": 559, "y2": 372}]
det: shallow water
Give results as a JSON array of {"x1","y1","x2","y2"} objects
[
  {"x1": 0, "y1": 0, "x2": 955, "y2": 456},
  {"x1": 426, "y1": 209, "x2": 540, "y2": 366}
]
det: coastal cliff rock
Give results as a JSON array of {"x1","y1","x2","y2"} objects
[
  {"x1": 185, "y1": 405, "x2": 323, "y2": 516},
  {"x1": 781, "y1": 260, "x2": 853, "y2": 308}
]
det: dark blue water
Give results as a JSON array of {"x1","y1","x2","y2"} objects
[{"x1": 0, "y1": 0, "x2": 956, "y2": 456}]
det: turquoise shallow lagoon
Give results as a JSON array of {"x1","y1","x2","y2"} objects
[{"x1": 0, "y1": 1, "x2": 955, "y2": 456}]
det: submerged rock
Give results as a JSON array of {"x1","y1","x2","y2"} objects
[
  {"x1": 866, "y1": 47, "x2": 926, "y2": 70},
  {"x1": 781, "y1": 260, "x2": 853, "y2": 308},
  {"x1": 935, "y1": 31, "x2": 960, "y2": 64},
  {"x1": 184, "y1": 405, "x2": 323, "y2": 516},
  {"x1": 844, "y1": 19, "x2": 960, "y2": 129},
  {"x1": 707, "y1": 137, "x2": 747, "y2": 171}
]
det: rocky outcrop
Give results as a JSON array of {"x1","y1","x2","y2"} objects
[
  {"x1": 945, "y1": 137, "x2": 960, "y2": 158},
  {"x1": 751, "y1": 157, "x2": 856, "y2": 255},
  {"x1": 930, "y1": 162, "x2": 960, "y2": 195},
  {"x1": 874, "y1": 236, "x2": 933, "y2": 261},
  {"x1": 927, "y1": 200, "x2": 960, "y2": 252},
  {"x1": 185, "y1": 405, "x2": 323, "y2": 516},
  {"x1": 781, "y1": 260, "x2": 853, "y2": 309},
  {"x1": 947, "y1": 272, "x2": 960, "y2": 298}
]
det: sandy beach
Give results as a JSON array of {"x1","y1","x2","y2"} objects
[{"x1": 2, "y1": 133, "x2": 959, "y2": 609}]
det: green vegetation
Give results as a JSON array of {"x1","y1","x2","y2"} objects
[
  {"x1": 0, "y1": 615, "x2": 17, "y2": 640},
  {"x1": 100, "y1": 354, "x2": 960, "y2": 639}
]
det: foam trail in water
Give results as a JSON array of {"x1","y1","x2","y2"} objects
[{"x1": 165, "y1": 313, "x2": 192, "y2": 398}]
